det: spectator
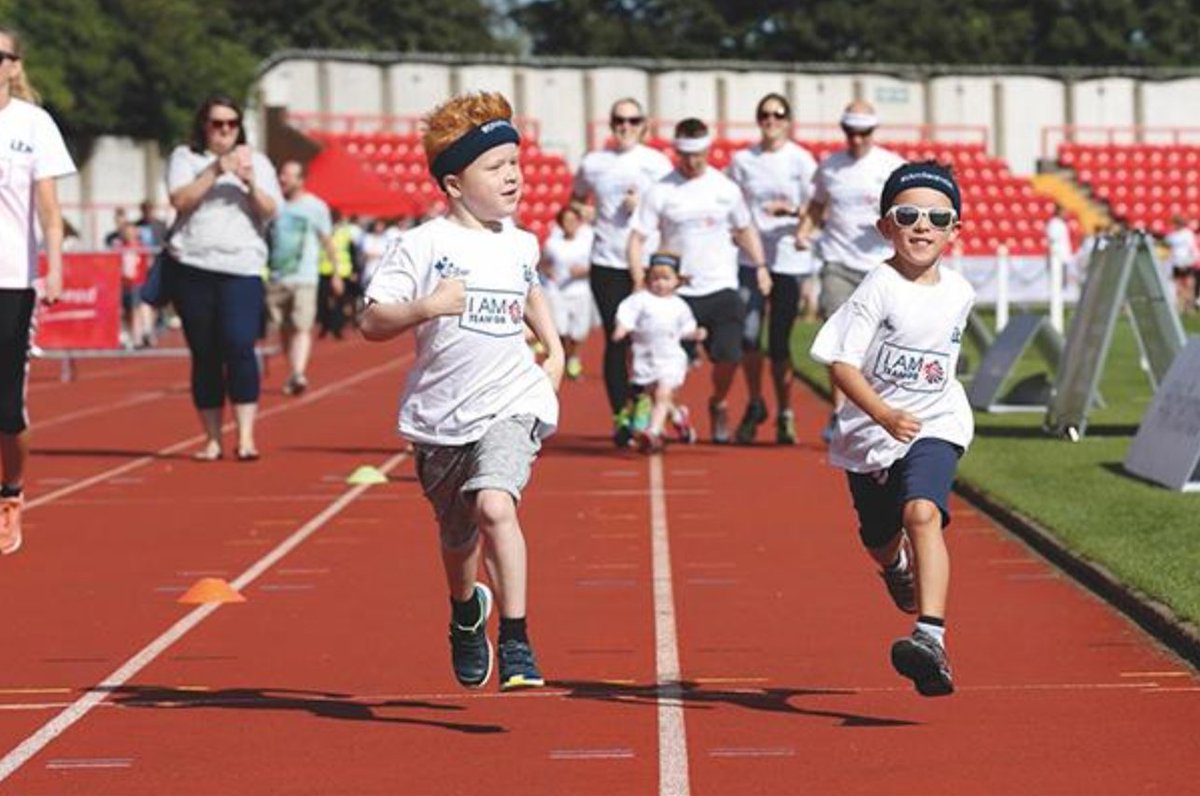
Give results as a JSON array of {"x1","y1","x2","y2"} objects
[
  {"x1": 1163, "y1": 215, "x2": 1198, "y2": 314},
  {"x1": 166, "y1": 93, "x2": 281, "y2": 462},
  {"x1": 135, "y1": 199, "x2": 169, "y2": 249},
  {"x1": 104, "y1": 207, "x2": 128, "y2": 248}
]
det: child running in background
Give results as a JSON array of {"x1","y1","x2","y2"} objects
[
  {"x1": 809, "y1": 161, "x2": 974, "y2": 697},
  {"x1": 361, "y1": 92, "x2": 563, "y2": 692},
  {"x1": 612, "y1": 252, "x2": 705, "y2": 452},
  {"x1": 540, "y1": 205, "x2": 595, "y2": 379}
]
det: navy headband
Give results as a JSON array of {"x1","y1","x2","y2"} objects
[
  {"x1": 880, "y1": 163, "x2": 962, "y2": 217},
  {"x1": 430, "y1": 119, "x2": 520, "y2": 187},
  {"x1": 648, "y1": 252, "x2": 682, "y2": 272}
]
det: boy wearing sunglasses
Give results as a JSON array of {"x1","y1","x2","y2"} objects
[{"x1": 809, "y1": 161, "x2": 974, "y2": 697}]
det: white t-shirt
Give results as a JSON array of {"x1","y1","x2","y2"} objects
[
  {"x1": 365, "y1": 217, "x2": 559, "y2": 446},
  {"x1": 810, "y1": 263, "x2": 975, "y2": 472},
  {"x1": 542, "y1": 226, "x2": 595, "y2": 295},
  {"x1": 574, "y1": 144, "x2": 674, "y2": 270},
  {"x1": 615, "y1": 290, "x2": 697, "y2": 388},
  {"x1": 634, "y1": 168, "x2": 752, "y2": 298},
  {"x1": 811, "y1": 146, "x2": 905, "y2": 273},
  {"x1": 728, "y1": 141, "x2": 818, "y2": 273},
  {"x1": 0, "y1": 99, "x2": 76, "y2": 289},
  {"x1": 1164, "y1": 227, "x2": 1198, "y2": 269},
  {"x1": 166, "y1": 145, "x2": 283, "y2": 278},
  {"x1": 360, "y1": 230, "x2": 390, "y2": 287},
  {"x1": 1046, "y1": 216, "x2": 1072, "y2": 262}
]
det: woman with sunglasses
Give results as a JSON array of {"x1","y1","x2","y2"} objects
[
  {"x1": 572, "y1": 98, "x2": 673, "y2": 445},
  {"x1": 0, "y1": 27, "x2": 75, "y2": 554},
  {"x1": 166, "y1": 95, "x2": 282, "y2": 461},
  {"x1": 727, "y1": 93, "x2": 818, "y2": 445},
  {"x1": 795, "y1": 100, "x2": 904, "y2": 444}
]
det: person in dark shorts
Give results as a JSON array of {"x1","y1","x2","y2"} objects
[
  {"x1": 810, "y1": 161, "x2": 975, "y2": 697},
  {"x1": 627, "y1": 118, "x2": 768, "y2": 443}
]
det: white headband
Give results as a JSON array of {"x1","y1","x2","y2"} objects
[
  {"x1": 673, "y1": 135, "x2": 712, "y2": 154},
  {"x1": 840, "y1": 111, "x2": 879, "y2": 130}
]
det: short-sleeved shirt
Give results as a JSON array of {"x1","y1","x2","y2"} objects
[
  {"x1": 1046, "y1": 216, "x2": 1072, "y2": 262},
  {"x1": 0, "y1": 99, "x2": 76, "y2": 289},
  {"x1": 542, "y1": 226, "x2": 595, "y2": 294},
  {"x1": 166, "y1": 145, "x2": 282, "y2": 278},
  {"x1": 810, "y1": 263, "x2": 975, "y2": 472},
  {"x1": 365, "y1": 217, "x2": 559, "y2": 446},
  {"x1": 574, "y1": 144, "x2": 674, "y2": 270},
  {"x1": 811, "y1": 146, "x2": 905, "y2": 273},
  {"x1": 1164, "y1": 227, "x2": 1198, "y2": 269},
  {"x1": 727, "y1": 141, "x2": 818, "y2": 272},
  {"x1": 634, "y1": 168, "x2": 752, "y2": 298},
  {"x1": 615, "y1": 291, "x2": 697, "y2": 386},
  {"x1": 268, "y1": 193, "x2": 332, "y2": 286}
]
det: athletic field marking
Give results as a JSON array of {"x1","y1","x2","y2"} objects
[
  {"x1": 0, "y1": 452, "x2": 408, "y2": 783},
  {"x1": 649, "y1": 454, "x2": 690, "y2": 796},
  {"x1": 0, "y1": 689, "x2": 71, "y2": 695},
  {"x1": 1120, "y1": 671, "x2": 1192, "y2": 678},
  {"x1": 37, "y1": 390, "x2": 170, "y2": 431},
  {"x1": 25, "y1": 355, "x2": 409, "y2": 513},
  {"x1": 550, "y1": 748, "x2": 635, "y2": 760},
  {"x1": 594, "y1": 513, "x2": 638, "y2": 521},
  {"x1": 709, "y1": 747, "x2": 795, "y2": 758},
  {"x1": 45, "y1": 757, "x2": 133, "y2": 770},
  {"x1": 683, "y1": 562, "x2": 736, "y2": 569},
  {"x1": 601, "y1": 469, "x2": 639, "y2": 477}
]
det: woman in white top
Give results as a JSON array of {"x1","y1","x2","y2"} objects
[
  {"x1": 0, "y1": 27, "x2": 76, "y2": 554},
  {"x1": 1163, "y1": 214, "x2": 1198, "y2": 313},
  {"x1": 727, "y1": 93, "x2": 819, "y2": 445},
  {"x1": 166, "y1": 95, "x2": 281, "y2": 462},
  {"x1": 572, "y1": 98, "x2": 673, "y2": 444}
]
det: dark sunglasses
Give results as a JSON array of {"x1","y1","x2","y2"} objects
[
  {"x1": 842, "y1": 126, "x2": 875, "y2": 138},
  {"x1": 757, "y1": 110, "x2": 789, "y2": 121},
  {"x1": 207, "y1": 118, "x2": 240, "y2": 131},
  {"x1": 611, "y1": 115, "x2": 645, "y2": 127},
  {"x1": 0, "y1": 51, "x2": 19, "y2": 63},
  {"x1": 886, "y1": 204, "x2": 958, "y2": 230}
]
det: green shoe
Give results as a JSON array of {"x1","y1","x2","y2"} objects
[
  {"x1": 631, "y1": 393, "x2": 652, "y2": 432},
  {"x1": 565, "y1": 356, "x2": 583, "y2": 380}
]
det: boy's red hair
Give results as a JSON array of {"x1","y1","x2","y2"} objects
[{"x1": 422, "y1": 92, "x2": 514, "y2": 168}]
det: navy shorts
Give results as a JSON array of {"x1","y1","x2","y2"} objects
[{"x1": 846, "y1": 438, "x2": 963, "y2": 549}]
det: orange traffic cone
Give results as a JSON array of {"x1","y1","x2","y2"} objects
[{"x1": 178, "y1": 577, "x2": 246, "y2": 605}]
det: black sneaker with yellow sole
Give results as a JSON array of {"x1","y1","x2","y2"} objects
[{"x1": 498, "y1": 638, "x2": 545, "y2": 691}]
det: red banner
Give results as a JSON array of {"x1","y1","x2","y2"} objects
[{"x1": 34, "y1": 253, "x2": 122, "y2": 350}]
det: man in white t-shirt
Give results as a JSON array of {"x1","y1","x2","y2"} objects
[
  {"x1": 1162, "y1": 214, "x2": 1197, "y2": 313},
  {"x1": 628, "y1": 118, "x2": 769, "y2": 443},
  {"x1": 810, "y1": 160, "x2": 974, "y2": 698},
  {"x1": 0, "y1": 50, "x2": 76, "y2": 555},
  {"x1": 1045, "y1": 204, "x2": 1073, "y2": 266},
  {"x1": 795, "y1": 101, "x2": 905, "y2": 442},
  {"x1": 572, "y1": 98, "x2": 674, "y2": 443}
]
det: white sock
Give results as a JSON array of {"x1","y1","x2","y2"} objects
[{"x1": 916, "y1": 618, "x2": 946, "y2": 648}]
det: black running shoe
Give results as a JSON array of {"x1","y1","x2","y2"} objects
[
  {"x1": 776, "y1": 410, "x2": 797, "y2": 445},
  {"x1": 879, "y1": 536, "x2": 917, "y2": 614},
  {"x1": 498, "y1": 638, "x2": 545, "y2": 691},
  {"x1": 734, "y1": 398, "x2": 768, "y2": 444},
  {"x1": 448, "y1": 583, "x2": 493, "y2": 688},
  {"x1": 891, "y1": 628, "x2": 954, "y2": 697}
]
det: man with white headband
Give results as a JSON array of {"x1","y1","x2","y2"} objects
[
  {"x1": 794, "y1": 100, "x2": 904, "y2": 444},
  {"x1": 628, "y1": 118, "x2": 769, "y2": 443}
]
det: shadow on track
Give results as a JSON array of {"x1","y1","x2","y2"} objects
[
  {"x1": 99, "y1": 684, "x2": 506, "y2": 734},
  {"x1": 548, "y1": 679, "x2": 917, "y2": 728}
]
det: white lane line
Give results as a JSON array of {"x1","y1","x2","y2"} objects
[
  {"x1": 709, "y1": 747, "x2": 795, "y2": 758},
  {"x1": 26, "y1": 355, "x2": 409, "y2": 513},
  {"x1": 649, "y1": 454, "x2": 690, "y2": 796},
  {"x1": 0, "y1": 451, "x2": 408, "y2": 783},
  {"x1": 550, "y1": 748, "x2": 635, "y2": 760},
  {"x1": 45, "y1": 757, "x2": 133, "y2": 770}
]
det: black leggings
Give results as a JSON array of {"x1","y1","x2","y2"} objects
[
  {"x1": 0, "y1": 289, "x2": 35, "y2": 434},
  {"x1": 173, "y1": 264, "x2": 264, "y2": 409},
  {"x1": 589, "y1": 265, "x2": 634, "y2": 414}
]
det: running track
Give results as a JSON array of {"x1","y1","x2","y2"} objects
[{"x1": 0, "y1": 333, "x2": 1196, "y2": 795}]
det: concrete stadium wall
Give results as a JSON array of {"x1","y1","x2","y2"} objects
[
  {"x1": 790, "y1": 74, "x2": 857, "y2": 133},
  {"x1": 583, "y1": 67, "x2": 651, "y2": 148},
  {"x1": 1137, "y1": 78, "x2": 1200, "y2": 142},
  {"x1": 929, "y1": 76, "x2": 995, "y2": 150},
  {"x1": 1071, "y1": 77, "x2": 1137, "y2": 130},
  {"x1": 651, "y1": 70, "x2": 720, "y2": 134},
  {"x1": 386, "y1": 63, "x2": 453, "y2": 119},
  {"x1": 859, "y1": 74, "x2": 925, "y2": 133},
  {"x1": 517, "y1": 67, "x2": 587, "y2": 163},
  {"x1": 324, "y1": 62, "x2": 385, "y2": 122},
  {"x1": 718, "y1": 71, "x2": 789, "y2": 139},
  {"x1": 997, "y1": 76, "x2": 1065, "y2": 171}
]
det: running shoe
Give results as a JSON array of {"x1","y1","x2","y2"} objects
[
  {"x1": 448, "y1": 583, "x2": 493, "y2": 689},
  {"x1": 612, "y1": 407, "x2": 634, "y2": 448},
  {"x1": 635, "y1": 429, "x2": 665, "y2": 454},
  {"x1": 709, "y1": 399, "x2": 731, "y2": 444},
  {"x1": 879, "y1": 535, "x2": 917, "y2": 614},
  {"x1": 671, "y1": 406, "x2": 697, "y2": 444},
  {"x1": 498, "y1": 638, "x2": 545, "y2": 691},
  {"x1": 891, "y1": 628, "x2": 954, "y2": 697},
  {"x1": 776, "y1": 409, "x2": 797, "y2": 445},
  {"x1": 282, "y1": 373, "x2": 309, "y2": 396},
  {"x1": 734, "y1": 398, "x2": 768, "y2": 444},
  {"x1": 631, "y1": 392, "x2": 652, "y2": 433},
  {"x1": 0, "y1": 495, "x2": 23, "y2": 555},
  {"x1": 565, "y1": 356, "x2": 583, "y2": 380}
]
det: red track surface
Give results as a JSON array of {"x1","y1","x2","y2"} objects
[{"x1": 0, "y1": 334, "x2": 1197, "y2": 795}]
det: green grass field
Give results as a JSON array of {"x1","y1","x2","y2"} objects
[{"x1": 791, "y1": 311, "x2": 1200, "y2": 627}]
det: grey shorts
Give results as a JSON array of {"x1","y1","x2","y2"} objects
[
  {"x1": 413, "y1": 414, "x2": 542, "y2": 552},
  {"x1": 266, "y1": 282, "x2": 318, "y2": 332},
  {"x1": 818, "y1": 261, "x2": 868, "y2": 319}
]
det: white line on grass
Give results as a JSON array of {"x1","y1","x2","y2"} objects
[
  {"x1": 649, "y1": 454, "x2": 690, "y2": 796},
  {"x1": 26, "y1": 355, "x2": 409, "y2": 512},
  {"x1": 0, "y1": 451, "x2": 410, "y2": 783}
]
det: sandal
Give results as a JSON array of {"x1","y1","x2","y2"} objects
[
  {"x1": 192, "y1": 442, "x2": 223, "y2": 462},
  {"x1": 236, "y1": 449, "x2": 260, "y2": 462}
]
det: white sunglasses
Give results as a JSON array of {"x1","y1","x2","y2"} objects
[{"x1": 885, "y1": 204, "x2": 958, "y2": 230}]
